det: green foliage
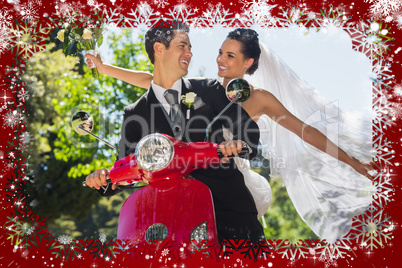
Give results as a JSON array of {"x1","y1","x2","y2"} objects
[{"x1": 24, "y1": 29, "x2": 150, "y2": 239}]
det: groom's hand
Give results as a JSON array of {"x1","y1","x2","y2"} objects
[
  {"x1": 85, "y1": 168, "x2": 117, "y2": 190},
  {"x1": 219, "y1": 140, "x2": 246, "y2": 163}
]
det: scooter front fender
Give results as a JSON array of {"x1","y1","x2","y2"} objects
[{"x1": 117, "y1": 178, "x2": 218, "y2": 247}]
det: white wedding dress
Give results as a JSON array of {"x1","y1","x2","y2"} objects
[{"x1": 227, "y1": 42, "x2": 375, "y2": 243}]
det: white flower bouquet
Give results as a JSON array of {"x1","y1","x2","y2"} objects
[{"x1": 57, "y1": 26, "x2": 104, "y2": 78}]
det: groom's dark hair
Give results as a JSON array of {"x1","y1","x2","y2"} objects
[{"x1": 145, "y1": 20, "x2": 190, "y2": 64}]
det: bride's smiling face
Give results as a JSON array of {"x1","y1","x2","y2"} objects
[{"x1": 216, "y1": 38, "x2": 253, "y2": 81}]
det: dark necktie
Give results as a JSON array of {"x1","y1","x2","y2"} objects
[{"x1": 163, "y1": 89, "x2": 183, "y2": 138}]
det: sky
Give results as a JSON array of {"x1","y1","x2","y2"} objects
[{"x1": 101, "y1": 24, "x2": 373, "y2": 112}]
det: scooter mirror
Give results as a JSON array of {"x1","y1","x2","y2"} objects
[
  {"x1": 71, "y1": 110, "x2": 94, "y2": 135},
  {"x1": 225, "y1": 78, "x2": 251, "y2": 103}
]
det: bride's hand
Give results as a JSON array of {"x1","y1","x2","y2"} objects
[
  {"x1": 350, "y1": 157, "x2": 376, "y2": 180},
  {"x1": 84, "y1": 53, "x2": 103, "y2": 71}
]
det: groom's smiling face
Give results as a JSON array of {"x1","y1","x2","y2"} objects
[{"x1": 162, "y1": 31, "x2": 193, "y2": 78}]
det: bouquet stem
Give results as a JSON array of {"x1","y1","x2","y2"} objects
[
  {"x1": 86, "y1": 48, "x2": 99, "y2": 78},
  {"x1": 91, "y1": 68, "x2": 99, "y2": 78}
]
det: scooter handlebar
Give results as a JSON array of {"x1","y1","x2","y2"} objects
[
  {"x1": 216, "y1": 143, "x2": 250, "y2": 159},
  {"x1": 82, "y1": 176, "x2": 112, "y2": 187}
]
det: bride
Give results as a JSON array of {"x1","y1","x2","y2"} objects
[{"x1": 84, "y1": 27, "x2": 375, "y2": 243}]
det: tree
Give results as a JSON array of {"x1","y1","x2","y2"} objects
[{"x1": 24, "y1": 29, "x2": 151, "y2": 238}]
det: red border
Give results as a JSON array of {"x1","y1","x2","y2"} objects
[{"x1": 1, "y1": 0, "x2": 401, "y2": 267}]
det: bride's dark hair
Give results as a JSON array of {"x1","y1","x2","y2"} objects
[{"x1": 227, "y1": 28, "x2": 261, "y2": 75}]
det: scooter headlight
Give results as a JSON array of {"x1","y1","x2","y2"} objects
[{"x1": 135, "y1": 134, "x2": 174, "y2": 171}]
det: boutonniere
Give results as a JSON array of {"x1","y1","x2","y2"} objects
[{"x1": 181, "y1": 92, "x2": 197, "y2": 119}]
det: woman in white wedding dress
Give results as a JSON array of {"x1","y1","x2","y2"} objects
[{"x1": 84, "y1": 28, "x2": 375, "y2": 243}]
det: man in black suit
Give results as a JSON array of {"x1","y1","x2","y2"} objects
[{"x1": 85, "y1": 21, "x2": 264, "y2": 242}]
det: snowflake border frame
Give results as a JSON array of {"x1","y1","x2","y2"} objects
[{"x1": 1, "y1": 1, "x2": 396, "y2": 266}]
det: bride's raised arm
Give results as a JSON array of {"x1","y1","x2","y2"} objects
[
  {"x1": 245, "y1": 89, "x2": 374, "y2": 180},
  {"x1": 84, "y1": 53, "x2": 153, "y2": 89}
]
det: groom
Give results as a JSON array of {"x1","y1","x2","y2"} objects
[{"x1": 85, "y1": 21, "x2": 264, "y2": 242}]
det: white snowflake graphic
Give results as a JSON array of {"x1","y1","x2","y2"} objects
[
  {"x1": 364, "y1": 0, "x2": 402, "y2": 18},
  {"x1": 241, "y1": 0, "x2": 277, "y2": 25},
  {"x1": 4, "y1": 110, "x2": 24, "y2": 129},
  {"x1": 0, "y1": 8, "x2": 13, "y2": 28},
  {"x1": 397, "y1": 14, "x2": 402, "y2": 29},
  {"x1": 372, "y1": 168, "x2": 394, "y2": 207},
  {"x1": 312, "y1": 240, "x2": 351, "y2": 268},
  {"x1": 99, "y1": 232, "x2": 107, "y2": 243},
  {"x1": 55, "y1": 1, "x2": 83, "y2": 18},
  {"x1": 87, "y1": 0, "x2": 103, "y2": 11},
  {"x1": 153, "y1": 0, "x2": 169, "y2": 9},
  {"x1": 0, "y1": 8, "x2": 12, "y2": 55},
  {"x1": 391, "y1": 102, "x2": 402, "y2": 120},
  {"x1": 275, "y1": 239, "x2": 311, "y2": 261},
  {"x1": 166, "y1": 4, "x2": 196, "y2": 24},
  {"x1": 58, "y1": 234, "x2": 73, "y2": 245},
  {"x1": 0, "y1": 27, "x2": 10, "y2": 56},
  {"x1": 138, "y1": 1, "x2": 152, "y2": 16},
  {"x1": 15, "y1": 0, "x2": 42, "y2": 22},
  {"x1": 346, "y1": 205, "x2": 393, "y2": 250},
  {"x1": 161, "y1": 248, "x2": 169, "y2": 256},
  {"x1": 17, "y1": 88, "x2": 29, "y2": 103},
  {"x1": 393, "y1": 84, "x2": 402, "y2": 97},
  {"x1": 195, "y1": 4, "x2": 234, "y2": 27}
]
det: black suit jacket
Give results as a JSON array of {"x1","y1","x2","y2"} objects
[{"x1": 108, "y1": 78, "x2": 260, "y2": 215}]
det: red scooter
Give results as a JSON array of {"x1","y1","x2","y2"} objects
[{"x1": 71, "y1": 78, "x2": 251, "y2": 250}]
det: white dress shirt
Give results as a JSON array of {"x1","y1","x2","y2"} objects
[{"x1": 151, "y1": 79, "x2": 182, "y2": 114}]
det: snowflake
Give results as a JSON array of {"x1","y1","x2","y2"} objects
[
  {"x1": 4, "y1": 111, "x2": 23, "y2": 129},
  {"x1": 88, "y1": 0, "x2": 103, "y2": 11},
  {"x1": 241, "y1": 0, "x2": 277, "y2": 25},
  {"x1": 275, "y1": 239, "x2": 311, "y2": 260},
  {"x1": 15, "y1": 0, "x2": 42, "y2": 22},
  {"x1": 55, "y1": 1, "x2": 83, "y2": 18},
  {"x1": 319, "y1": 250, "x2": 338, "y2": 267},
  {"x1": 391, "y1": 102, "x2": 402, "y2": 120},
  {"x1": 99, "y1": 232, "x2": 107, "y2": 243},
  {"x1": 345, "y1": 205, "x2": 393, "y2": 250},
  {"x1": 21, "y1": 222, "x2": 35, "y2": 235},
  {"x1": 393, "y1": 84, "x2": 402, "y2": 97},
  {"x1": 0, "y1": 8, "x2": 13, "y2": 28},
  {"x1": 397, "y1": 14, "x2": 402, "y2": 29},
  {"x1": 166, "y1": 4, "x2": 196, "y2": 24},
  {"x1": 7, "y1": 20, "x2": 51, "y2": 59},
  {"x1": 313, "y1": 240, "x2": 351, "y2": 267},
  {"x1": 17, "y1": 88, "x2": 29, "y2": 103},
  {"x1": 138, "y1": 1, "x2": 152, "y2": 16},
  {"x1": 364, "y1": 0, "x2": 402, "y2": 18},
  {"x1": 373, "y1": 168, "x2": 394, "y2": 208},
  {"x1": 307, "y1": 11, "x2": 316, "y2": 19},
  {"x1": 58, "y1": 235, "x2": 73, "y2": 245},
  {"x1": 153, "y1": 0, "x2": 169, "y2": 9},
  {"x1": 4, "y1": 210, "x2": 48, "y2": 249},
  {"x1": 19, "y1": 131, "x2": 32, "y2": 152},
  {"x1": 161, "y1": 248, "x2": 169, "y2": 256},
  {"x1": 0, "y1": 27, "x2": 10, "y2": 55},
  {"x1": 194, "y1": 4, "x2": 234, "y2": 27}
]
